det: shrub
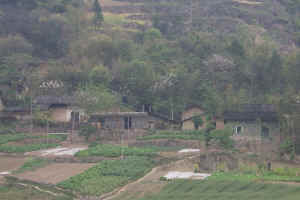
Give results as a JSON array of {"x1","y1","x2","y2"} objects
[
  {"x1": 192, "y1": 115, "x2": 203, "y2": 130},
  {"x1": 209, "y1": 127, "x2": 234, "y2": 149},
  {"x1": 79, "y1": 124, "x2": 97, "y2": 140}
]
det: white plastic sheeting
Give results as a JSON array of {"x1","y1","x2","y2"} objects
[
  {"x1": 164, "y1": 171, "x2": 211, "y2": 180},
  {"x1": 39, "y1": 147, "x2": 87, "y2": 156},
  {"x1": 0, "y1": 171, "x2": 11, "y2": 175},
  {"x1": 178, "y1": 149, "x2": 200, "y2": 153}
]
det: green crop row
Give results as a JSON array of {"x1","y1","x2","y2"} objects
[
  {"x1": 137, "y1": 179, "x2": 300, "y2": 200},
  {"x1": 58, "y1": 156, "x2": 155, "y2": 196},
  {"x1": 0, "y1": 134, "x2": 30, "y2": 145},
  {"x1": 0, "y1": 133, "x2": 66, "y2": 145},
  {"x1": 75, "y1": 144, "x2": 157, "y2": 157},
  {"x1": 0, "y1": 143, "x2": 58, "y2": 153},
  {"x1": 137, "y1": 134, "x2": 204, "y2": 140},
  {"x1": 15, "y1": 158, "x2": 51, "y2": 173},
  {"x1": 136, "y1": 130, "x2": 205, "y2": 141}
]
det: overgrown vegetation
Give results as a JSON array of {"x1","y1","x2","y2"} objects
[{"x1": 58, "y1": 156, "x2": 155, "y2": 196}]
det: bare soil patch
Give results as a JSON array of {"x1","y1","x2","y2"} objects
[
  {"x1": 15, "y1": 163, "x2": 95, "y2": 184},
  {"x1": 0, "y1": 156, "x2": 26, "y2": 172}
]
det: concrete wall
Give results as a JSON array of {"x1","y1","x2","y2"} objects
[{"x1": 50, "y1": 106, "x2": 72, "y2": 122}]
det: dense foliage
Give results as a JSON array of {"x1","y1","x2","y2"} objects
[{"x1": 0, "y1": 0, "x2": 300, "y2": 122}]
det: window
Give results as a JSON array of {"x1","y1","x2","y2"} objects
[{"x1": 124, "y1": 116, "x2": 132, "y2": 129}]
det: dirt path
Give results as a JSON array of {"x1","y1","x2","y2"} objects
[
  {"x1": 15, "y1": 163, "x2": 95, "y2": 184},
  {"x1": 102, "y1": 155, "x2": 198, "y2": 200}
]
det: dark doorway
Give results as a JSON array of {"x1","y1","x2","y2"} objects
[
  {"x1": 71, "y1": 111, "x2": 80, "y2": 123},
  {"x1": 261, "y1": 126, "x2": 270, "y2": 138},
  {"x1": 124, "y1": 116, "x2": 132, "y2": 129}
]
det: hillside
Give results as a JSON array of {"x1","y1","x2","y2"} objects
[{"x1": 0, "y1": 0, "x2": 300, "y2": 119}]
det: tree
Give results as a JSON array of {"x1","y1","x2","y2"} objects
[
  {"x1": 75, "y1": 84, "x2": 119, "y2": 114},
  {"x1": 92, "y1": 0, "x2": 104, "y2": 29}
]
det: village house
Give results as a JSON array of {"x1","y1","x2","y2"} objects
[
  {"x1": 223, "y1": 104, "x2": 280, "y2": 139},
  {"x1": 34, "y1": 95, "x2": 85, "y2": 123}
]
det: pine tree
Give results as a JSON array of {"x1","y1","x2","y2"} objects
[{"x1": 93, "y1": 0, "x2": 104, "y2": 29}]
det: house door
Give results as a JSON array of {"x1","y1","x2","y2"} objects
[
  {"x1": 71, "y1": 112, "x2": 80, "y2": 123},
  {"x1": 124, "y1": 116, "x2": 132, "y2": 129},
  {"x1": 261, "y1": 126, "x2": 270, "y2": 138}
]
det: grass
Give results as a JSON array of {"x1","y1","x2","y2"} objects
[
  {"x1": 75, "y1": 144, "x2": 158, "y2": 157},
  {"x1": 58, "y1": 156, "x2": 155, "y2": 196},
  {"x1": 137, "y1": 180, "x2": 300, "y2": 200},
  {"x1": 0, "y1": 143, "x2": 58, "y2": 153},
  {"x1": 137, "y1": 130, "x2": 205, "y2": 141},
  {"x1": 14, "y1": 158, "x2": 51, "y2": 174}
]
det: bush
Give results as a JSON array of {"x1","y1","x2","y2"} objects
[
  {"x1": 79, "y1": 124, "x2": 97, "y2": 140},
  {"x1": 280, "y1": 139, "x2": 294, "y2": 155},
  {"x1": 209, "y1": 127, "x2": 234, "y2": 149}
]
